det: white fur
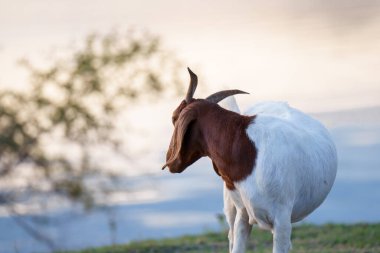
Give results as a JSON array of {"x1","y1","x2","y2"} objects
[
  {"x1": 220, "y1": 96, "x2": 241, "y2": 114},
  {"x1": 223, "y1": 100, "x2": 337, "y2": 253}
]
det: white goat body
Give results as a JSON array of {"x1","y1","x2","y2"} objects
[{"x1": 222, "y1": 99, "x2": 337, "y2": 253}]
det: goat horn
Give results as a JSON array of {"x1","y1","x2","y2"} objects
[
  {"x1": 185, "y1": 67, "x2": 198, "y2": 103},
  {"x1": 206, "y1": 89, "x2": 249, "y2": 104}
]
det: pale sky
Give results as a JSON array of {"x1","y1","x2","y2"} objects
[
  {"x1": 1, "y1": 0, "x2": 380, "y2": 216},
  {"x1": 1, "y1": 0, "x2": 380, "y2": 112}
]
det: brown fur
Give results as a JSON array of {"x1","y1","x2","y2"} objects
[{"x1": 164, "y1": 99, "x2": 257, "y2": 190}]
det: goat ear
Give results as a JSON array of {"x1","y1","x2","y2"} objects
[{"x1": 165, "y1": 109, "x2": 197, "y2": 168}]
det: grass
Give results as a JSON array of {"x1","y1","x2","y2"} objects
[{"x1": 58, "y1": 223, "x2": 380, "y2": 253}]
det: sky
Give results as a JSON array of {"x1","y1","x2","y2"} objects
[{"x1": 0, "y1": 0, "x2": 380, "y2": 113}]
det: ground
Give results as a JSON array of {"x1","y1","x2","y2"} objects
[{"x1": 58, "y1": 223, "x2": 380, "y2": 253}]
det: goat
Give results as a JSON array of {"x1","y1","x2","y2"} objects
[{"x1": 162, "y1": 68, "x2": 337, "y2": 253}]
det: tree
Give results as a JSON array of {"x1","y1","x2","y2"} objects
[{"x1": 0, "y1": 30, "x2": 183, "y2": 250}]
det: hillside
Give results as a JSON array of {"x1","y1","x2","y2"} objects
[{"x1": 58, "y1": 223, "x2": 380, "y2": 253}]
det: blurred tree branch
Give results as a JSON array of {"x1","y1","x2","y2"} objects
[{"x1": 0, "y1": 30, "x2": 183, "y2": 250}]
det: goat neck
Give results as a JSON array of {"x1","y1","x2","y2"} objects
[{"x1": 193, "y1": 100, "x2": 257, "y2": 190}]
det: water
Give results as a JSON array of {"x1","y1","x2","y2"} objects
[{"x1": 1, "y1": 107, "x2": 380, "y2": 253}]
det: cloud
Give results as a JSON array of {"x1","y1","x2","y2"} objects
[{"x1": 137, "y1": 211, "x2": 215, "y2": 228}]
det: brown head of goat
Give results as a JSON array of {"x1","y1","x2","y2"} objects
[{"x1": 162, "y1": 68, "x2": 256, "y2": 190}]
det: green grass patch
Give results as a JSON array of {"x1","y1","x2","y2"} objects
[{"x1": 58, "y1": 223, "x2": 380, "y2": 253}]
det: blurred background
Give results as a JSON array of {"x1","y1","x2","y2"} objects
[{"x1": 0, "y1": 0, "x2": 380, "y2": 252}]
